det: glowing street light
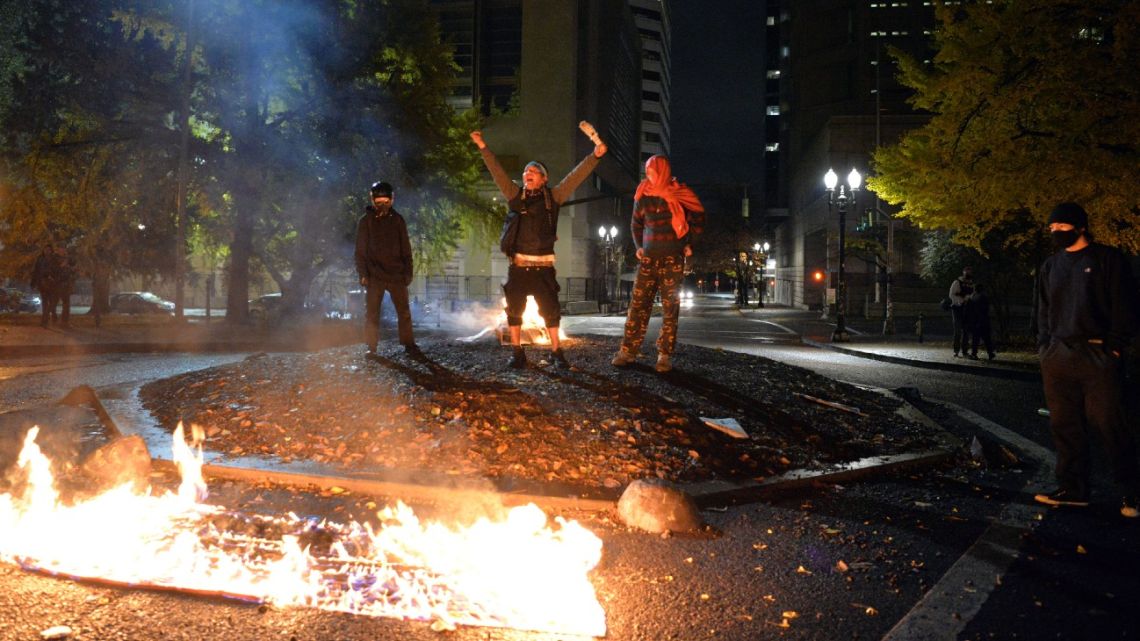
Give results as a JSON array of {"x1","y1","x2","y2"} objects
[
  {"x1": 598, "y1": 225, "x2": 620, "y2": 306},
  {"x1": 824, "y1": 167, "x2": 861, "y2": 342}
]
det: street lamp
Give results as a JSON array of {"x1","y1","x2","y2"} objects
[
  {"x1": 598, "y1": 225, "x2": 619, "y2": 308},
  {"x1": 752, "y1": 241, "x2": 770, "y2": 308},
  {"x1": 824, "y1": 168, "x2": 861, "y2": 342}
]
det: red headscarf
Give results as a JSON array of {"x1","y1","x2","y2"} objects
[{"x1": 634, "y1": 155, "x2": 704, "y2": 238}]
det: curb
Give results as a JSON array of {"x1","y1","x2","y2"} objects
[{"x1": 801, "y1": 337, "x2": 1041, "y2": 382}]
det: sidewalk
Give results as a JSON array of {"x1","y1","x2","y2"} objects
[{"x1": 735, "y1": 304, "x2": 1042, "y2": 381}]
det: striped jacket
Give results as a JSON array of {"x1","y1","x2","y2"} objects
[{"x1": 630, "y1": 195, "x2": 705, "y2": 258}]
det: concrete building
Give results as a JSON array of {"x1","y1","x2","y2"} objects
[
  {"x1": 629, "y1": 0, "x2": 672, "y2": 166},
  {"x1": 430, "y1": 0, "x2": 642, "y2": 307},
  {"x1": 769, "y1": 0, "x2": 935, "y2": 315}
]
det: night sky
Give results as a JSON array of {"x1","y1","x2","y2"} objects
[{"x1": 668, "y1": 0, "x2": 766, "y2": 190}]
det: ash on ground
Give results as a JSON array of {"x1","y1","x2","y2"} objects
[{"x1": 140, "y1": 335, "x2": 939, "y2": 495}]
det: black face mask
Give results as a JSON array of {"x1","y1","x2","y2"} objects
[{"x1": 1051, "y1": 229, "x2": 1082, "y2": 250}]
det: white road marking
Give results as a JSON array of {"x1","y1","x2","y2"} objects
[{"x1": 882, "y1": 400, "x2": 1054, "y2": 641}]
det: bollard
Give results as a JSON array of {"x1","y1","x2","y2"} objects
[{"x1": 915, "y1": 313, "x2": 924, "y2": 343}]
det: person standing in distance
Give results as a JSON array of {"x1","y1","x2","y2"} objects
[
  {"x1": 1034, "y1": 202, "x2": 1140, "y2": 518},
  {"x1": 470, "y1": 128, "x2": 607, "y2": 369},
  {"x1": 354, "y1": 181, "x2": 419, "y2": 357},
  {"x1": 948, "y1": 266, "x2": 975, "y2": 357}
]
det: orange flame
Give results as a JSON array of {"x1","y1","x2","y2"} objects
[{"x1": 0, "y1": 425, "x2": 606, "y2": 636}]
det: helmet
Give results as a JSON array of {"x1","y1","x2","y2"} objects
[{"x1": 369, "y1": 181, "x2": 393, "y2": 199}]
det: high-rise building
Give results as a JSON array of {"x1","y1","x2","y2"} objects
[
  {"x1": 770, "y1": 0, "x2": 936, "y2": 311},
  {"x1": 430, "y1": 1, "x2": 642, "y2": 304},
  {"x1": 628, "y1": 0, "x2": 671, "y2": 167}
]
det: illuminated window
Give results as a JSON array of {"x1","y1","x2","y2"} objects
[
  {"x1": 766, "y1": 69, "x2": 781, "y2": 79},
  {"x1": 765, "y1": 143, "x2": 779, "y2": 152},
  {"x1": 766, "y1": 105, "x2": 780, "y2": 116}
]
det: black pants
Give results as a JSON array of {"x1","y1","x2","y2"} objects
[
  {"x1": 364, "y1": 281, "x2": 413, "y2": 348},
  {"x1": 951, "y1": 305, "x2": 971, "y2": 354},
  {"x1": 503, "y1": 265, "x2": 560, "y2": 328},
  {"x1": 970, "y1": 325, "x2": 994, "y2": 357},
  {"x1": 1040, "y1": 340, "x2": 1138, "y2": 497}
]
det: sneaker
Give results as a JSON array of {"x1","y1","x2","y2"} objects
[
  {"x1": 508, "y1": 348, "x2": 527, "y2": 369},
  {"x1": 655, "y1": 353, "x2": 672, "y2": 373},
  {"x1": 611, "y1": 350, "x2": 636, "y2": 367},
  {"x1": 967, "y1": 353, "x2": 979, "y2": 360},
  {"x1": 1123, "y1": 496, "x2": 1139, "y2": 518},
  {"x1": 1034, "y1": 488, "x2": 1089, "y2": 507},
  {"x1": 550, "y1": 349, "x2": 571, "y2": 369},
  {"x1": 953, "y1": 352, "x2": 960, "y2": 357},
  {"x1": 988, "y1": 352, "x2": 996, "y2": 361}
]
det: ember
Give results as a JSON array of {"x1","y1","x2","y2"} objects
[{"x1": 0, "y1": 424, "x2": 606, "y2": 636}]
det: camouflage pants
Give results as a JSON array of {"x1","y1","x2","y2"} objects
[{"x1": 620, "y1": 254, "x2": 684, "y2": 356}]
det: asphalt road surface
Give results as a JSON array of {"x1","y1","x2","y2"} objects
[{"x1": 1, "y1": 300, "x2": 1136, "y2": 641}]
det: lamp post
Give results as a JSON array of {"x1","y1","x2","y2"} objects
[
  {"x1": 598, "y1": 225, "x2": 619, "y2": 309},
  {"x1": 752, "y1": 241, "x2": 769, "y2": 308},
  {"x1": 824, "y1": 168, "x2": 861, "y2": 342}
]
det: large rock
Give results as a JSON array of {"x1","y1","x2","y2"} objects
[
  {"x1": 80, "y1": 435, "x2": 151, "y2": 493},
  {"x1": 617, "y1": 479, "x2": 703, "y2": 534}
]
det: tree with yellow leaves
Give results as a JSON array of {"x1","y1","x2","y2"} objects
[{"x1": 868, "y1": 0, "x2": 1140, "y2": 254}]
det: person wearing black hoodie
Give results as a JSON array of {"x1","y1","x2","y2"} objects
[
  {"x1": 354, "y1": 181, "x2": 418, "y2": 357},
  {"x1": 1034, "y1": 202, "x2": 1140, "y2": 518}
]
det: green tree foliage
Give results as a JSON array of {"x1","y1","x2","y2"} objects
[
  {"x1": 868, "y1": 0, "x2": 1140, "y2": 253},
  {"x1": 187, "y1": 0, "x2": 494, "y2": 319},
  {"x1": 1, "y1": 0, "x2": 493, "y2": 322},
  {"x1": 0, "y1": 0, "x2": 185, "y2": 311}
]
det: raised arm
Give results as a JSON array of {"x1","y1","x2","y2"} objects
[
  {"x1": 470, "y1": 131, "x2": 519, "y2": 200},
  {"x1": 550, "y1": 144, "x2": 606, "y2": 204}
]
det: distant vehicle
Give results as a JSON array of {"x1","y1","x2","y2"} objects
[
  {"x1": 247, "y1": 293, "x2": 283, "y2": 324},
  {"x1": 109, "y1": 292, "x2": 175, "y2": 315},
  {"x1": 247, "y1": 292, "x2": 334, "y2": 325},
  {"x1": 0, "y1": 287, "x2": 41, "y2": 313},
  {"x1": 345, "y1": 289, "x2": 433, "y2": 324}
]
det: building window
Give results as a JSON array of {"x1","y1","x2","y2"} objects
[
  {"x1": 766, "y1": 69, "x2": 781, "y2": 79},
  {"x1": 642, "y1": 90, "x2": 661, "y2": 102},
  {"x1": 765, "y1": 143, "x2": 779, "y2": 152},
  {"x1": 643, "y1": 69, "x2": 661, "y2": 82},
  {"x1": 766, "y1": 16, "x2": 776, "y2": 26},
  {"x1": 644, "y1": 132, "x2": 661, "y2": 143},
  {"x1": 766, "y1": 105, "x2": 780, "y2": 116}
]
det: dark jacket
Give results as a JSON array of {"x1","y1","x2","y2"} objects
[
  {"x1": 479, "y1": 147, "x2": 600, "y2": 256},
  {"x1": 1036, "y1": 242, "x2": 1140, "y2": 353},
  {"x1": 631, "y1": 195, "x2": 705, "y2": 258},
  {"x1": 355, "y1": 207, "x2": 413, "y2": 285}
]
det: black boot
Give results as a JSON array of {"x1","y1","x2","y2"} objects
[
  {"x1": 508, "y1": 347, "x2": 527, "y2": 369},
  {"x1": 550, "y1": 348, "x2": 570, "y2": 369}
]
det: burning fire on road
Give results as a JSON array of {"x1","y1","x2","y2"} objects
[{"x1": 0, "y1": 424, "x2": 607, "y2": 636}]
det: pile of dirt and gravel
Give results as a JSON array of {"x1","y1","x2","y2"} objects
[{"x1": 139, "y1": 334, "x2": 941, "y2": 494}]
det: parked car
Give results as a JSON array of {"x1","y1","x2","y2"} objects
[
  {"x1": 247, "y1": 293, "x2": 332, "y2": 325},
  {"x1": 248, "y1": 293, "x2": 283, "y2": 324},
  {"x1": 109, "y1": 292, "x2": 175, "y2": 315},
  {"x1": 0, "y1": 287, "x2": 41, "y2": 313}
]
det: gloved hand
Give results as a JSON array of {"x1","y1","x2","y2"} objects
[{"x1": 359, "y1": 275, "x2": 368, "y2": 287}]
